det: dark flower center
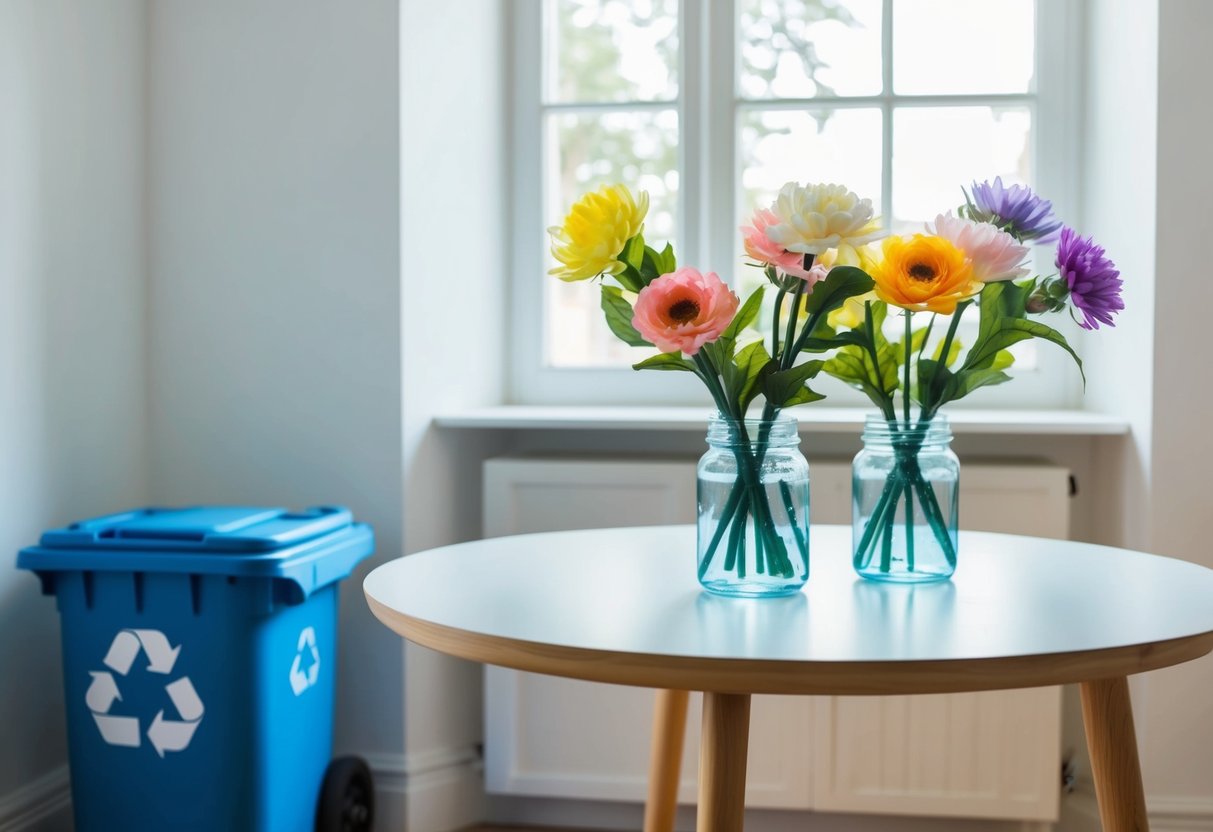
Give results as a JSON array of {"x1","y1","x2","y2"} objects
[
  {"x1": 908, "y1": 262, "x2": 937, "y2": 282},
  {"x1": 667, "y1": 299, "x2": 700, "y2": 322}
]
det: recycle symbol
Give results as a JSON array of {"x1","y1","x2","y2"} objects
[
  {"x1": 86, "y1": 629, "x2": 205, "y2": 758},
  {"x1": 289, "y1": 626, "x2": 321, "y2": 696}
]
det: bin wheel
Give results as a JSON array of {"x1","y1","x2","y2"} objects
[{"x1": 316, "y1": 755, "x2": 375, "y2": 832}]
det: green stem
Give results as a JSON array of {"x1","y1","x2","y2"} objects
[
  {"x1": 923, "y1": 301, "x2": 969, "y2": 418},
  {"x1": 782, "y1": 281, "x2": 806, "y2": 370},
  {"x1": 917, "y1": 314, "x2": 937, "y2": 364},
  {"x1": 698, "y1": 483, "x2": 746, "y2": 579},
  {"x1": 903, "y1": 312, "x2": 915, "y2": 571},
  {"x1": 771, "y1": 286, "x2": 787, "y2": 360},
  {"x1": 864, "y1": 302, "x2": 896, "y2": 421},
  {"x1": 778, "y1": 479, "x2": 808, "y2": 568},
  {"x1": 693, "y1": 352, "x2": 788, "y2": 577}
]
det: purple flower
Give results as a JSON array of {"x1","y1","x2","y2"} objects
[
  {"x1": 967, "y1": 177, "x2": 1063, "y2": 243},
  {"x1": 1055, "y1": 227, "x2": 1124, "y2": 330}
]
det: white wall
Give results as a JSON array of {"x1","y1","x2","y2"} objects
[
  {"x1": 399, "y1": 1, "x2": 509, "y2": 829},
  {"x1": 144, "y1": 0, "x2": 406, "y2": 818},
  {"x1": 0, "y1": 0, "x2": 149, "y2": 822},
  {"x1": 1138, "y1": 0, "x2": 1213, "y2": 816}
]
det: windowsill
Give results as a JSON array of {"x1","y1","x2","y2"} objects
[{"x1": 434, "y1": 405, "x2": 1131, "y2": 436}]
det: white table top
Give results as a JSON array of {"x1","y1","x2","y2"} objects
[{"x1": 364, "y1": 525, "x2": 1213, "y2": 695}]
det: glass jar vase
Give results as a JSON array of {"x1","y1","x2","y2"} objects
[
  {"x1": 696, "y1": 413, "x2": 809, "y2": 597},
  {"x1": 852, "y1": 414, "x2": 959, "y2": 582}
]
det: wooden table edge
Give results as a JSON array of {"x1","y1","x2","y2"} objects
[{"x1": 365, "y1": 592, "x2": 1213, "y2": 695}]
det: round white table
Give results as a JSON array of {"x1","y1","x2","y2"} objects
[{"x1": 364, "y1": 525, "x2": 1213, "y2": 832}]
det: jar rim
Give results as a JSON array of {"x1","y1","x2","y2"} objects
[
  {"x1": 706, "y1": 411, "x2": 800, "y2": 448},
  {"x1": 861, "y1": 413, "x2": 952, "y2": 444}
]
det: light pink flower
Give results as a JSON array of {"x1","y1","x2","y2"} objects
[
  {"x1": 930, "y1": 212, "x2": 1031, "y2": 283},
  {"x1": 632, "y1": 267, "x2": 740, "y2": 356},
  {"x1": 741, "y1": 209, "x2": 813, "y2": 281}
]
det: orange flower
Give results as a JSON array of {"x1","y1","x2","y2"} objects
[{"x1": 870, "y1": 234, "x2": 982, "y2": 314}]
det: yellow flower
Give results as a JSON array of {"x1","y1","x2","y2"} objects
[
  {"x1": 828, "y1": 290, "x2": 878, "y2": 330},
  {"x1": 870, "y1": 234, "x2": 982, "y2": 314},
  {"x1": 547, "y1": 185, "x2": 649, "y2": 281}
]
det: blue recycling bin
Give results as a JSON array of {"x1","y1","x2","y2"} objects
[{"x1": 17, "y1": 505, "x2": 375, "y2": 832}]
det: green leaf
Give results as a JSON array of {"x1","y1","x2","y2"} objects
[
  {"x1": 632, "y1": 352, "x2": 697, "y2": 373},
  {"x1": 797, "y1": 331, "x2": 868, "y2": 353},
  {"x1": 949, "y1": 367, "x2": 1013, "y2": 399},
  {"x1": 932, "y1": 336, "x2": 963, "y2": 367},
  {"x1": 782, "y1": 385, "x2": 828, "y2": 407},
  {"x1": 722, "y1": 340, "x2": 775, "y2": 413},
  {"x1": 823, "y1": 343, "x2": 898, "y2": 407},
  {"x1": 621, "y1": 234, "x2": 645, "y2": 272},
  {"x1": 918, "y1": 359, "x2": 952, "y2": 407},
  {"x1": 802, "y1": 266, "x2": 875, "y2": 316},
  {"x1": 967, "y1": 317, "x2": 1084, "y2": 382},
  {"x1": 655, "y1": 242, "x2": 676, "y2": 275},
  {"x1": 764, "y1": 359, "x2": 826, "y2": 408},
  {"x1": 722, "y1": 285, "x2": 765, "y2": 343},
  {"x1": 893, "y1": 326, "x2": 931, "y2": 366},
  {"x1": 600, "y1": 285, "x2": 651, "y2": 348}
]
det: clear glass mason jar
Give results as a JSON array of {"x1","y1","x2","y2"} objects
[
  {"x1": 697, "y1": 413, "x2": 809, "y2": 597},
  {"x1": 852, "y1": 414, "x2": 959, "y2": 582}
]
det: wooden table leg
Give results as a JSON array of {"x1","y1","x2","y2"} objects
[
  {"x1": 1081, "y1": 676, "x2": 1150, "y2": 832},
  {"x1": 643, "y1": 689, "x2": 690, "y2": 832},
  {"x1": 696, "y1": 692, "x2": 751, "y2": 832}
]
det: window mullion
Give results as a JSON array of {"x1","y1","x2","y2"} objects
[
  {"x1": 679, "y1": 0, "x2": 703, "y2": 273},
  {"x1": 881, "y1": 0, "x2": 894, "y2": 228},
  {"x1": 702, "y1": 0, "x2": 737, "y2": 283}
]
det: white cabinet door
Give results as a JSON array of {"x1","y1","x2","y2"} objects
[
  {"x1": 811, "y1": 462, "x2": 1069, "y2": 821},
  {"x1": 482, "y1": 457, "x2": 813, "y2": 808},
  {"x1": 482, "y1": 455, "x2": 1069, "y2": 821}
]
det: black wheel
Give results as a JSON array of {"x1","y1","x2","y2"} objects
[{"x1": 315, "y1": 755, "x2": 375, "y2": 832}]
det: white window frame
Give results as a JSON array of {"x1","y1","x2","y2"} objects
[{"x1": 508, "y1": 0, "x2": 1086, "y2": 408}]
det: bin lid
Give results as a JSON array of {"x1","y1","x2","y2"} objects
[
  {"x1": 38, "y1": 505, "x2": 355, "y2": 552},
  {"x1": 17, "y1": 506, "x2": 374, "y2": 600}
]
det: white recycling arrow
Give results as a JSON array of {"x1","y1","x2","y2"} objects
[
  {"x1": 165, "y1": 677, "x2": 204, "y2": 722},
  {"x1": 86, "y1": 671, "x2": 122, "y2": 713},
  {"x1": 147, "y1": 709, "x2": 201, "y2": 758},
  {"x1": 103, "y1": 631, "x2": 142, "y2": 675},
  {"x1": 103, "y1": 629, "x2": 181, "y2": 675},
  {"x1": 132, "y1": 630, "x2": 181, "y2": 674},
  {"x1": 93, "y1": 714, "x2": 141, "y2": 747},
  {"x1": 289, "y1": 626, "x2": 321, "y2": 696},
  {"x1": 89, "y1": 628, "x2": 203, "y2": 756}
]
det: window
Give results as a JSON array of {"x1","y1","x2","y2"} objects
[{"x1": 510, "y1": 0, "x2": 1083, "y2": 406}]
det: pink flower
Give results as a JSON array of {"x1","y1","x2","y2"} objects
[
  {"x1": 930, "y1": 212, "x2": 1030, "y2": 283},
  {"x1": 741, "y1": 209, "x2": 814, "y2": 281},
  {"x1": 632, "y1": 267, "x2": 740, "y2": 356}
]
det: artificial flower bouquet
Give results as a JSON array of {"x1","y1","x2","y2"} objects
[{"x1": 548, "y1": 178, "x2": 1122, "y2": 589}]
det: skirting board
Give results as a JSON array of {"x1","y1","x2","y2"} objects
[
  {"x1": 0, "y1": 766, "x2": 71, "y2": 832},
  {"x1": 365, "y1": 747, "x2": 485, "y2": 832},
  {"x1": 1151, "y1": 797, "x2": 1213, "y2": 832},
  {"x1": 0, "y1": 750, "x2": 483, "y2": 832}
]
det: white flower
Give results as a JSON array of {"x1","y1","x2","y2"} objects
[
  {"x1": 930, "y1": 212, "x2": 1031, "y2": 283},
  {"x1": 764, "y1": 182, "x2": 885, "y2": 265}
]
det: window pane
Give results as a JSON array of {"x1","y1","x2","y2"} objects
[
  {"x1": 544, "y1": 0, "x2": 679, "y2": 104},
  {"x1": 738, "y1": 0, "x2": 883, "y2": 99},
  {"x1": 891, "y1": 106, "x2": 1031, "y2": 231},
  {"x1": 893, "y1": 0, "x2": 1035, "y2": 95},
  {"x1": 545, "y1": 110, "x2": 679, "y2": 367},
  {"x1": 739, "y1": 108, "x2": 883, "y2": 219}
]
